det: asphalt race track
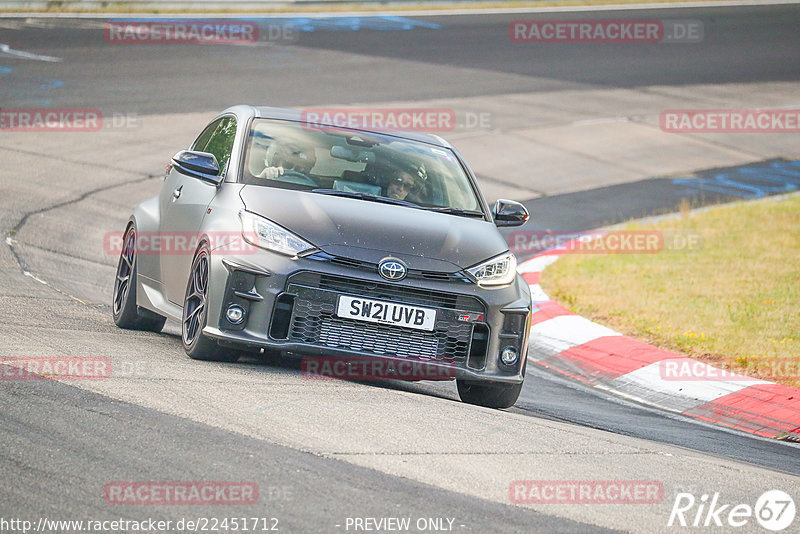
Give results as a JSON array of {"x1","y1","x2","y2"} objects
[
  {"x1": 3, "y1": 5, "x2": 800, "y2": 114},
  {"x1": 1, "y1": 4, "x2": 799, "y2": 533}
]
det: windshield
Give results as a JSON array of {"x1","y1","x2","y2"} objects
[{"x1": 241, "y1": 119, "x2": 482, "y2": 212}]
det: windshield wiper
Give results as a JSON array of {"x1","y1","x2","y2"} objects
[
  {"x1": 311, "y1": 189, "x2": 421, "y2": 208},
  {"x1": 425, "y1": 207, "x2": 486, "y2": 219}
]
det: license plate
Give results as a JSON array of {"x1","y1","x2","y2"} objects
[{"x1": 336, "y1": 296, "x2": 436, "y2": 332}]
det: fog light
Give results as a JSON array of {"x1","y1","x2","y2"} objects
[
  {"x1": 500, "y1": 347, "x2": 518, "y2": 366},
  {"x1": 226, "y1": 305, "x2": 245, "y2": 324}
]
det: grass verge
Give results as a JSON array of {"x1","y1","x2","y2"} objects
[{"x1": 541, "y1": 193, "x2": 800, "y2": 388}]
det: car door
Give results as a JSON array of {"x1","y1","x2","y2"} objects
[{"x1": 160, "y1": 116, "x2": 237, "y2": 305}]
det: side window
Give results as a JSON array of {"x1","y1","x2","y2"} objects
[
  {"x1": 192, "y1": 117, "x2": 238, "y2": 176},
  {"x1": 192, "y1": 119, "x2": 222, "y2": 152}
]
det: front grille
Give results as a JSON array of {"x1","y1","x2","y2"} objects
[
  {"x1": 305, "y1": 252, "x2": 471, "y2": 283},
  {"x1": 282, "y1": 272, "x2": 485, "y2": 362}
]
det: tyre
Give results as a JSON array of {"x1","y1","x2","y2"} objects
[
  {"x1": 112, "y1": 224, "x2": 167, "y2": 332},
  {"x1": 457, "y1": 379, "x2": 523, "y2": 409},
  {"x1": 181, "y1": 245, "x2": 238, "y2": 363}
]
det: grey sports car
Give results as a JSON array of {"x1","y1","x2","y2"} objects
[{"x1": 112, "y1": 105, "x2": 532, "y2": 408}]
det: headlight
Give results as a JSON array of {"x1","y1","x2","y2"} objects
[
  {"x1": 467, "y1": 252, "x2": 517, "y2": 287},
  {"x1": 239, "y1": 210, "x2": 316, "y2": 257}
]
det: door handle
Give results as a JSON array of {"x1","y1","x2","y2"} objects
[{"x1": 172, "y1": 186, "x2": 182, "y2": 200}]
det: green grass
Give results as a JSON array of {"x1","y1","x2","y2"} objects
[{"x1": 541, "y1": 194, "x2": 800, "y2": 388}]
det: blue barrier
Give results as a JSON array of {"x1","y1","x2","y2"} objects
[
  {"x1": 110, "y1": 16, "x2": 442, "y2": 32},
  {"x1": 672, "y1": 160, "x2": 800, "y2": 199}
]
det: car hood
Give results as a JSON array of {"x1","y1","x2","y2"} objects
[{"x1": 239, "y1": 186, "x2": 508, "y2": 271}]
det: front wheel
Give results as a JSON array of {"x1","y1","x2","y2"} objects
[
  {"x1": 112, "y1": 224, "x2": 166, "y2": 332},
  {"x1": 181, "y1": 245, "x2": 238, "y2": 363},
  {"x1": 457, "y1": 380, "x2": 523, "y2": 409}
]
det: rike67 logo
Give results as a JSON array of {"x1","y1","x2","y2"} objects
[{"x1": 668, "y1": 490, "x2": 795, "y2": 531}]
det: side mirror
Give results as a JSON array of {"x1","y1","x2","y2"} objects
[
  {"x1": 493, "y1": 199, "x2": 529, "y2": 227},
  {"x1": 171, "y1": 150, "x2": 223, "y2": 185}
]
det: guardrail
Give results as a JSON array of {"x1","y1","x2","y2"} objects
[{"x1": 2, "y1": 0, "x2": 508, "y2": 12}]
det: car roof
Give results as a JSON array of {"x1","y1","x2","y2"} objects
[{"x1": 226, "y1": 105, "x2": 454, "y2": 149}]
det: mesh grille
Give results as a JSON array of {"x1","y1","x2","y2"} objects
[
  {"x1": 284, "y1": 274, "x2": 482, "y2": 362},
  {"x1": 318, "y1": 318, "x2": 439, "y2": 360}
]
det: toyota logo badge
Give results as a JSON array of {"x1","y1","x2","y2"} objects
[{"x1": 378, "y1": 258, "x2": 407, "y2": 281}]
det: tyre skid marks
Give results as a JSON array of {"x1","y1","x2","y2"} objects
[{"x1": 0, "y1": 43, "x2": 61, "y2": 62}]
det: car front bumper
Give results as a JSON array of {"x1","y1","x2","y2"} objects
[{"x1": 202, "y1": 248, "x2": 532, "y2": 385}]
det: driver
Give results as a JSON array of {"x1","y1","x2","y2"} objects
[
  {"x1": 258, "y1": 139, "x2": 317, "y2": 179},
  {"x1": 385, "y1": 160, "x2": 427, "y2": 201}
]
